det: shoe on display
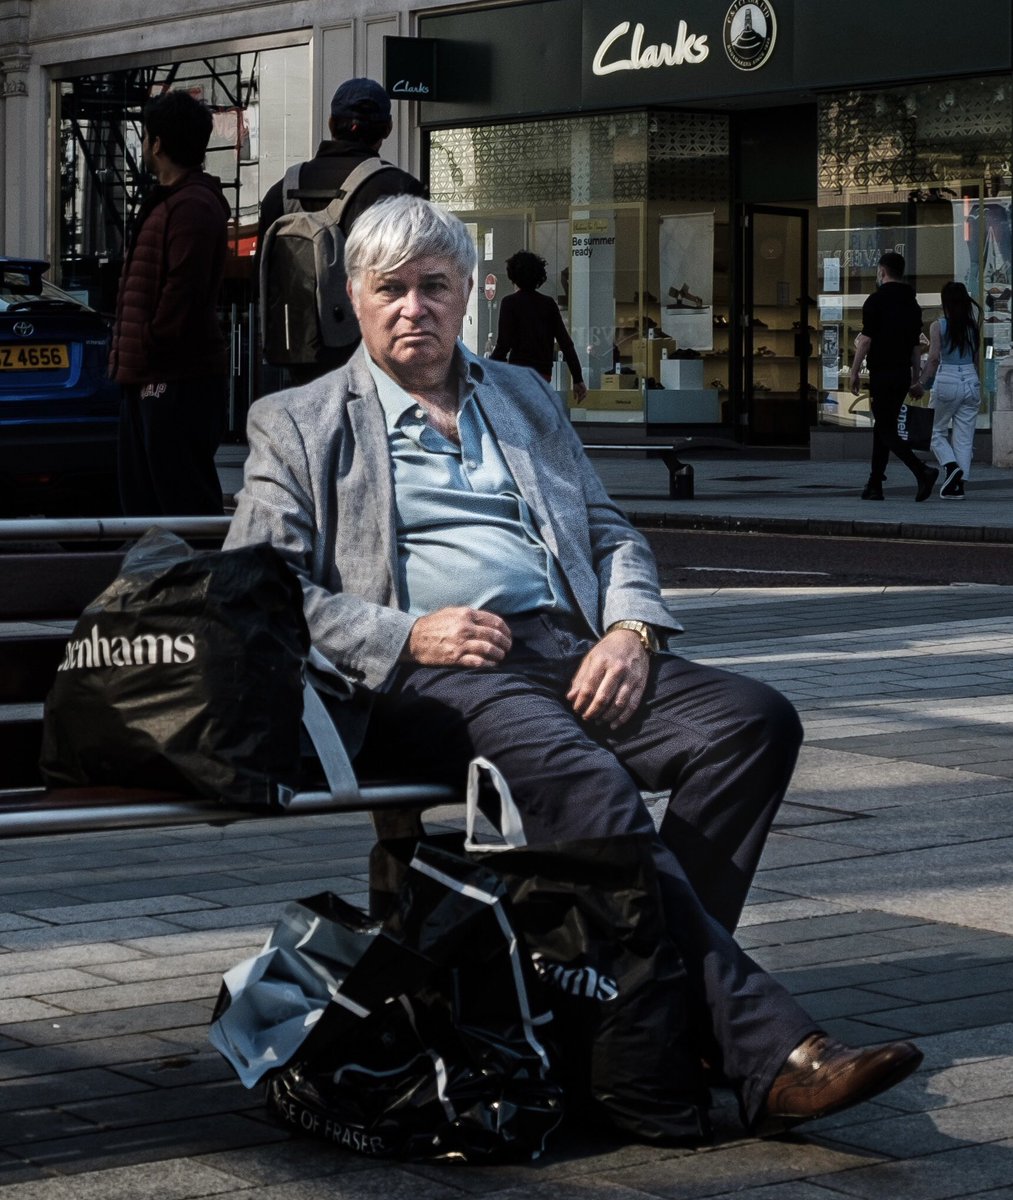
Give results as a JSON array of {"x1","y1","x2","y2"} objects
[
  {"x1": 915, "y1": 466, "x2": 940, "y2": 502},
  {"x1": 940, "y1": 464, "x2": 965, "y2": 499}
]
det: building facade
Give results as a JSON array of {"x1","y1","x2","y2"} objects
[{"x1": 2, "y1": 0, "x2": 1011, "y2": 449}]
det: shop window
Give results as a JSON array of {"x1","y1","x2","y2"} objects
[
  {"x1": 816, "y1": 76, "x2": 1012, "y2": 432},
  {"x1": 429, "y1": 111, "x2": 730, "y2": 423}
]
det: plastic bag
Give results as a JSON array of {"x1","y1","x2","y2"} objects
[
  {"x1": 38, "y1": 528, "x2": 309, "y2": 808},
  {"x1": 374, "y1": 759, "x2": 710, "y2": 1145},
  {"x1": 210, "y1": 843, "x2": 563, "y2": 1163}
]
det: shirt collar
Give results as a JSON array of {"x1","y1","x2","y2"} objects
[{"x1": 366, "y1": 341, "x2": 487, "y2": 433}]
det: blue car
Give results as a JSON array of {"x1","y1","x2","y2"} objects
[{"x1": 0, "y1": 257, "x2": 120, "y2": 515}]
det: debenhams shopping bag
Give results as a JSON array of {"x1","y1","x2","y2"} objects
[{"x1": 39, "y1": 528, "x2": 309, "y2": 807}]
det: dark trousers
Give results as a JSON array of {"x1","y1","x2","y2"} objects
[
  {"x1": 869, "y1": 367, "x2": 926, "y2": 481},
  {"x1": 358, "y1": 613, "x2": 817, "y2": 1124},
  {"x1": 118, "y1": 379, "x2": 226, "y2": 517}
]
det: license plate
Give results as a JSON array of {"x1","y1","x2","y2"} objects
[{"x1": 0, "y1": 343, "x2": 70, "y2": 370}]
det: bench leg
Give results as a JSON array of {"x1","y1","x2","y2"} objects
[
  {"x1": 660, "y1": 453, "x2": 694, "y2": 499},
  {"x1": 368, "y1": 808, "x2": 425, "y2": 919}
]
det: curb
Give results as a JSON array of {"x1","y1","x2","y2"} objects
[{"x1": 627, "y1": 510, "x2": 1013, "y2": 544}]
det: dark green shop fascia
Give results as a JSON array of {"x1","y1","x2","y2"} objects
[{"x1": 418, "y1": 0, "x2": 1012, "y2": 126}]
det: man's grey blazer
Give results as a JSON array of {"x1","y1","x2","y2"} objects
[{"x1": 226, "y1": 344, "x2": 682, "y2": 745}]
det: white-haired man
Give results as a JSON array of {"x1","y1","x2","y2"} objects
[{"x1": 227, "y1": 195, "x2": 922, "y2": 1133}]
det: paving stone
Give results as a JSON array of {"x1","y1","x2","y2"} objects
[
  {"x1": 0, "y1": 1066, "x2": 155, "y2": 1113},
  {"x1": 737, "y1": 910, "x2": 928, "y2": 950},
  {"x1": 0, "y1": 1157, "x2": 249, "y2": 1198},
  {"x1": 0, "y1": 999, "x2": 68, "y2": 1023},
  {"x1": 790, "y1": 986, "x2": 918, "y2": 1022},
  {"x1": 860, "y1": 991, "x2": 1013, "y2": 1037},
  {"x1": 200, "y1": 1138, "x2": 393, "y2": 1185},
  {"x1": 219, "y1": 1167, "x2": 478, "y2": 1199},
  {"x1": 86, "y1": 947, "x2": 261, "y2": 984},
  {"x1": 16, "y1": 1113, "x2": 287, "y2": 1175},
  {"x1": 0, "y1": 1034, "x2": 213, "y2": 1080},
  {"x1": 2, "y1": 1000, "x2": 215, "y2": 1046},
  {"x1": 64, "y1": 1077, "x2": 258, "y2": 1128},
  {"x1": 597, "y1": 1136, "x2": 865, "y2": 1198},
  {"x1": 37, "y1": 972, "x2": 223, "y2": 1015},
  {"x1": 0, "y1": 943, "x2": 142, "y2": 975},
  {"x1": 0, "y1": 967, "x2": 115, "y2": 1000},
  {"x1": 0, "y1": 917, "x2": 190, "y2": 951},
  {"x1": 24, "y1": 896, "x2": 219, "y2": 924},
  {"x1": 811, "y1": 1137, "x2": 1013, "y2": 1199}
]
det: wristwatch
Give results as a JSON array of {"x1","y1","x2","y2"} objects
[{"x1": 607, "y1": 620, "x2": 660, "y2": 654}]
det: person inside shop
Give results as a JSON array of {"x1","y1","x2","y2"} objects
[
  {"x1": 917, "y1": 280, "x2": 982, "y2": 500},
  {"x1": 849, "y1": 251, "x2": 939, "y2": 502},
  {"x1": 226, "y1": 194, "x2": 923, "y2": 1135},
  {"x1": 490, "y1": 249, "x2": 587, "y2": 402}
]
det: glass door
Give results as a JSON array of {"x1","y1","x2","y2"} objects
[{"x1": 743, "y1": 205, "x2": 813, "y2": 444}]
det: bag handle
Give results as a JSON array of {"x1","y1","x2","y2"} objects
[
  {"x1": 277, "y1": 679, "x2": 361, "y2": 809},
  {"x1": 464, "y1": 757, "x2": 528, "y2": 853}
]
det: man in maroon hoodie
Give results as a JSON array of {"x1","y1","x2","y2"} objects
[{"x1": 110, "y1": 90, "x2": 229, "y2": 515}]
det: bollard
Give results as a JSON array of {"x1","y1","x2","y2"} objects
[{"x1": 672, "y1": 462, "x2": 694, "y2": 499}]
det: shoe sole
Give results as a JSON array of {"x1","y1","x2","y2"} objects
[{"x1": 757, "y1": 1046, "x2": 924, "y2": 1134}]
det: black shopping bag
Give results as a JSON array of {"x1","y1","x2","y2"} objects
[
  {"x1": 39, "y1": 528, "x2": 310, "y2": 808},
  {"x1": 210, "y1": 843, "x2": 563, "y2": 1163},
  {"x1": 463, "y1": 759, "x2": 709, "y2": 1146},
  {"x1": 897, "y1": 402, "x2": 934, "y2": 451}
]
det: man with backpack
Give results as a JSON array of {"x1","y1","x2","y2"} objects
[{"x1": 257, "y1": 77, "x2": 424, "y2": 384}]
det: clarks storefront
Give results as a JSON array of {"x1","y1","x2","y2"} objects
[{"x1": 417, "y1": 0, "x2": 1013, "y2": 449}]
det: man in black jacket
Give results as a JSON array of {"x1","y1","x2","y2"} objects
[{"x1": 256, "y1": 78, "x2": 425, "y2": 383}]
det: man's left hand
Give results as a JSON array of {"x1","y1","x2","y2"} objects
[{"x1": 566, "y1": 629, "x2": 650, "y2": 729}]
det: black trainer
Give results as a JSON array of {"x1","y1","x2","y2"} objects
[
  {"x1": 915, "y1": 466, "x2": 939, "y2": 502},
  {"x1": 940, "y1": 465, "x2": 965, "y2": 499}
]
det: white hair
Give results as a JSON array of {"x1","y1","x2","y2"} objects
[{"x1": 344, "y1": 195, "x2": 476, "y2": 291}]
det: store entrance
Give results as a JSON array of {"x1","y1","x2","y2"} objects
[{"x1": 743, "y1": 205, "x2": 814, "y2": 444}]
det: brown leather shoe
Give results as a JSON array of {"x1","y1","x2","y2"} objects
[{"x1": 762, "y1": 1034, "x2": 923, "y2": 1123}]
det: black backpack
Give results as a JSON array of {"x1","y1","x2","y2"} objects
[{"x1": 259, "y1": 158, "x2": 402, "y2": 366}]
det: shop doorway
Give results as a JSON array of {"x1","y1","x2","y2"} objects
[{"x1": 743, "y1": 204, "x2": 815, "y2": 444}]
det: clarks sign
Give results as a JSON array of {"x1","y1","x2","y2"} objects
[
  {"x1": 582, "y1": 0, "x2": 787, "y2": 104},
  {"x1": 592, "y1": 19, "x2": 709, "y2": 76}
]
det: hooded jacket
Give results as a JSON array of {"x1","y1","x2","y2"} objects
[{"x1": 110, "y1": 170, "x2": 230, "y2": 384}]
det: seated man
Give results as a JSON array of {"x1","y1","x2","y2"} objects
[{"x1": 227, "y1": 195, "x2": 922, "y2": 1132}]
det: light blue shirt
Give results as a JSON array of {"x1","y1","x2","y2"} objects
[{"x1": 366, "y1": 348, "x2": 576, "y2": 619}]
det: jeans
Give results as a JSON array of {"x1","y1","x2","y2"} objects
[{"x1": 930, "y1": 363, "x2": 980, "y2": 478}]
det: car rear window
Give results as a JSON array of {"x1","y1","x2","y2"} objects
[{"x1": 0, "y1": 270, "x2": 93, "y2": 314}]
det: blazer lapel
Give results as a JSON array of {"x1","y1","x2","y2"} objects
[{"x1": 344, "y1": 355, "x2": 400, "y2": 604}]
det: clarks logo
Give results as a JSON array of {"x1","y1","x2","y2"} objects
[
  {"x1": 392, "y1": 79, "x2": 430, "y2": 95},
  {"x1": 592, "y1": 18, "x2": 709, "y2": 76},
  {"x1": 58, "y1": 626, "x2": 197, "y2": 671},
  {"x1": 532, "y1": 954, "x2": 619, "y2": 1001}
]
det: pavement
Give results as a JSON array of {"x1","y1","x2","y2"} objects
[{"x1": 2, "y1": 444, "x2": 1013, "y2": 1197}]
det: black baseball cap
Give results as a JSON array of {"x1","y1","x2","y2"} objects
[{"x1": 330, "y1": 78, "x2": 391, "y2": 122}]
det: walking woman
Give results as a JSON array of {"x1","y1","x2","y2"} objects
[
  {"x1": 918, "y1": 282, "x2": 982, "y2": 499},
  {"x1": 491, "y1": 250, "x2": 587, "y2": 402}
]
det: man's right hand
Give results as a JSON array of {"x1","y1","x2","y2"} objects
[{"x1": 406, "y1": 607, "x2": 512, "y2": 668}]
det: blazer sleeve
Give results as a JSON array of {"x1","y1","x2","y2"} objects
[{"x1": 225, "y1": 396, "x2": 415, "y2": 694}]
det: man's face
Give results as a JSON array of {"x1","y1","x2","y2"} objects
[{"x1": 350, "y1": 254, "x2": 472, "y2": 383}]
